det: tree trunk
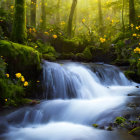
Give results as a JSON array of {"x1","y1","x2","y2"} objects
[
  {"x1": 40, "y1": 0, "x2": 47, "y2": 30},
  {"x1": 56, "y1": 0, "x2": 61, "y2": 24},
  {"x1": 129, "y1": 0, "x2": 135, "y2": 25},
  {"x1": 67, "y1": 0, "x2": 77, "y2": 38},
  {"x1": 122, "y1": 0, "x2": 125, "y2": 33},
  {"x1": 30, "y1": 0, "x2": 37, "y2": 27},
  {"x1": 11, "y1": 0, "x2": 27, "y2": 44},
  {"x1": 98, "y1": 0, "x2": 104, "y2": 36}
]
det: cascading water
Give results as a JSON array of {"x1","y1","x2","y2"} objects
[{"x1": 0, "y1": 61, "x2": 140, "y2": 140}]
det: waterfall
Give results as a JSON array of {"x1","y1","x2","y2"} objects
[
  {"x1": 0, "y1": 61, "x2": 140, "y2": 140},
  {"x1": 42, "y1": 61, "x2": 136, "y2": 99}
]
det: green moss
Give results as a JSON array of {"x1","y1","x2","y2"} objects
[
  {"x1": 51, "y1": 37, "x2": 83, "y2": 53},
  {"x1": 115, "y1": 117, "x2": 126, "y2": 125},
  {"x1": 92, "y1": 124, "x2": 98, "y2": 128},
  {"x1": 129, "y1": 127, "x2": 140, "y2": 135},
  {"x1": 107, "y1": 126, "x2": 113, "y2": 131},
  {"x1": 60, "y1": 52, "x2": 75, "y2": 60},
  {"x1": 0, "y1": 40, "x2": 41, "y2": 79},
  {"x1": 43, "y1": 54, "x2": 56, "y2": 61},
  {"x1": 83, "y1": 46, "x2": 93, "y2": 61}
]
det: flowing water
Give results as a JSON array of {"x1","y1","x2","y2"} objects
[{"x1": 0, "y1": 61, "x2": 140, "y2": 140}]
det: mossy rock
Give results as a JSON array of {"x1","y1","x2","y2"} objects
[
  {"x1": 115, "y1": 117, "x2": 126, "y2": 125},
  {"x1": 129, "y1": 127, "x2": 140, "y2": 135},
  {"x1": 83, "y1": 46, "x2": 93, "y2": 61},
  {"x1": 76, "y1": 53, "x2": 85, "y2": 61},
  {"x1": 43, "y1": 54, "x2": 56, "y2": 61},
  {"x1": 92, "y1": 124, "x2": 98, "y2": 128},
  {"x1": 51, "y1": 37, "x2": 84, "y2": 53},
  {"x1": 0, "y1": 40, "x2": 41, "y2": 80},
  {"x1": 60, "y1": 52, "x2": 75, "y2": 60}
]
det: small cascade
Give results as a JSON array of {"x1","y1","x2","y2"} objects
[
  {"x1": 43, "y1": 61, "x2": 110, "y2": 99},
  {"x1": 88, "y1": 63, "x2": 133, "y2": 86}
]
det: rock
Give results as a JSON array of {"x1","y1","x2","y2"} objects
[
  {"x1": 99, "y1": 126, "x2": 105, "y2": 129},
  {"x1": 107, "y1": 126, "x2": 113, "y2": 131},
  {"x1": 29, "y1": 100, "x2": 40, "y2": 106}
]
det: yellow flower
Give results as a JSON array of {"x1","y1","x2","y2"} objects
[
  {"x1": 15, "y1": 73, "x2": 22, "y2": 78},
  {"x1": 32, "y1": 28, "x2": 36, "y2": 32},
  {"x1": 82, "y1": 18, "x2": 86, "y2": 23},
  {"x1": 37, "y1": 80, "x2": 40, "y2": 83},
  {"x1": 24, "y1": 81, "x2": 28, "y2": 87},
  {"x1": 40, "y1": 19, "x2": 43, "y2": 23},
  {"x1": 139, "y1": 43, "x2": 140, "y2": 46},
  {"x1": 34, "y1": 46, "x2": 38, "y2": 49},
  {"x1": 132, "y1": 34, "x2": 137, "y2": 37},
  {"x1": 29, "y1": 28, "x2": 32, "y2": 33},
  {"x1": 10, "y1": 6, "x2": 14, "y2": 9},
  {"x1": 53, "y1": 35, "x2": 57, "y2": 39},
  {"x1": 130, "y1": 24, "x2": 134, "y2": 28},
  {"x1": 21, "y1": 76, "x2": 25, "y2": 82},
  {"x1": 44, "y1": 32, "x2": 49, "y2": 35},
  {"x1": 5, "y1": 99, "x2": 7, "y2": 102},
  {"x1": 136, "y1": 26, "x2": 139, "y2": 30},
  {"x1": 6, "y1": 74, "x2": 9, "y2": 78}
]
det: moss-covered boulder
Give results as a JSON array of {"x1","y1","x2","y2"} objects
[
  {"x1": 51, "y1": 37, "x2": 85, "y2": 53},
  {"x1": 129, "y1": 127, "x2": 140, "y2": 135},
  {"x1": 0, "y1": 40, "x2": 41, "y2": 80}
]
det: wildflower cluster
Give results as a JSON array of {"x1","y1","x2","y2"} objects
[
  {"x1": 131, "y1": 24, "x2": 140, "y2": 30},
  {"x1": 15, "y1": 73, "x2": 28, "y2": 87},
  {"x1": 28, "y1": 28, "x2": 36, "y2": 33},
  {"x1": 100, "y1": 37, "x2": 106, "y2": 43},
  {"x1": 134, "y1": 47, "x2": 140, "y2": 54}
]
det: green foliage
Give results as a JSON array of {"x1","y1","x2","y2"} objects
[
  {"x1": 0, "y1": 78, "x2": 24, "y2": 100},
  {"x1": 0, "y1": 58, "x2": 25, "y2": 107}
]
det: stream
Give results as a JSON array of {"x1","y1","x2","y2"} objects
[{"x1": 0, "y1": 61, "x2": 140, "y2": 140}]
